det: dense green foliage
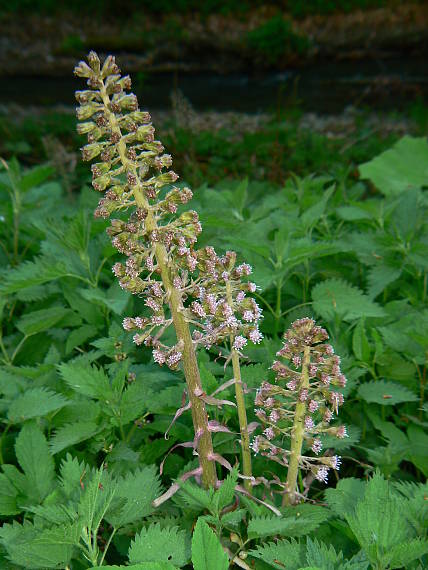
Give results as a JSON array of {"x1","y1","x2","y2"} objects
[{"x1": 0, "y1": 126, "x2": 427, "y2": 568}]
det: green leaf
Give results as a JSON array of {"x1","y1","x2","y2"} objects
[
  {"x1": 325, "y1": 478, "x2": 366, "y2": 518},
  {"x1": 8, "y1": 388, "x2": 68, "y2": 423},
  {"x1": 65, "y1": 324, "x2": 98, "y2": 354},
  {"x1": 359, "y1": 136, "x2": 428, "y2": 196},
  {"x1": 16, "y1": 306, "x2": 71, "y2": 336},
  {"x1": 128, "y1": 524, "x2": 191, "y2": 567},
  {"x1": 358, "y1": 380, "x2": 418, "y2": 406},
  {"x1": 312, "y1": 279, "x2": 385, "y2": 322},
  {"x1": 366, "y1": 265, "x2": 402, "y2": 299},
  {"x1": 191, "y1": 519, "x2": 229, "y2": 570},
  {"x1": 0, "y1": 474, "x2": 19, "y2": 516},
  {"x1": 90, "y1": 562, "x2": 177, "y2": 570},
  {"x1": 49, "y1": 421, "x2": 99, "y2": 454},
  {"x1": 249, "y1": 538, "x2": 305, "y2": 570},
  {"x1": 105, "y1": 466, "x2": 162, "y2": 528},
  {"x1": 175, "y1": 480, "x2": 214, "y2": 512},
  {"x1": 407, "y1": 425, "x2": 428, "y2": 476},
  {"x1": 78, "y1": 468, "x2": 115, "y2": 535},
  {"x1": 80, "y1": 282, "x2": 130, "y2": 315},
  {"x1": 0, "y1": 521, "x2": 80, "y2": 569},
  {"x1": 58, "y1": 361, "x2": 111, "y2": 399},
  {"x1": 387, "y1": 539, "x2": 428, "y2": 569},
  {"x1": 15, "y1": 423, "x2": 55, "y2": 503},
  {"x1": 345, "y1": 472, "x2": 420, "y2": 569},
  {"x1": 248, "y1": 504, "x2": 330, "y2": 539},
  {"x1": 0, "y1": 257, "x2": 69, "y2": 294},
  {"x1": 212, "y1": 468, "x2": 238, "y2": 512},
  {"x1": 352, "y1": 319, "x2": 371, "y2": 362}
]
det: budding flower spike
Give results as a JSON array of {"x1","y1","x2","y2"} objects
[
  {"x1": 250, "y1": 317, "x2": 347, "y2": 505},
  {"x1": 74, "y1": 52, "x2": 264, "y2": 495},
  {"x1": 75, "y1": 51, "x2": 217, "y2": 489}
]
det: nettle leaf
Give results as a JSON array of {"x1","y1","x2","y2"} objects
[
  {"x1": 78, "y1": 468, "x2": 115, "y2": 534},
  {"x1": 105, "y1": 466, "x2": 162, "y2": 528},
  {"x1": 367, "y1": 264, "x2": 402, "y2": 299},
  {"x1": 80, "y1": 282, "x2": 130, "y2": 315},
  {"x1": 344, "y1": 472, "x2": 424, "y2": 568},
  {"x1": 16, "y1": 306, "x2": 72, "y2": 336},
  {"x1": 352, "y1": 320, "x2": 371, "y2": 362},
  {"x1": 359, "y1": 136, "x2": 428, "y2": 196},
  {"x1": 407, "y1": 425, "x2": 428, "y2": 477},
  {"x1": 312, "y1": 279, "x2": 385, "y2": 322},
  {"x1": 58, "y1": 361, "x2": 111, "y2": 399},
  {"x1": 212, "y1": 468, "x2": 238, "y2": 513},
  {"x1": 175, "y1": 480, "x2": 214, "y2": 512},
  {"x1": 0, "y1": 520, "x2": 80, "y2": 569},
  {"x1": 65, "y1": 324, "x2": 98, "y2": 354},
  {"x1": 0, "y1": 258, "x2": 72, "y2": 297},
  {"x1": 128, "y1": 524, "x2": 191, "y2": 567},
  {"x1": 325, "y1": 478, "x2": 366, "y2": 518},
  {"x1": 15, "y1": 423, "x2": 55, "y2": 504},
  {"x1": 0, "y1": 473, "x2": 19, "y2": 516},
  {"x1": 8, "y1": 387, "x2": 68, "y2": 423},
  {"x1": 90, "y1": 562, "x2": 177, "y2": 570},
  {"x1": 59, "y1": 454, "x2": 89, "y2": 499},
  {"x1": 358, "y1": 380, "x2": 418, "y2": 406},
  {"x1": 49, "y1": 421, "x2": 100, "y2": 454},
  {"x1": 248, "y1": 504, "x2": 330, "y2": 539},
  {"x1": 191, "y1": 519, "x2": 229, "y2": 570},
  {"x1": 249, "y1": 538, "x2": 305, "y2": 570}
]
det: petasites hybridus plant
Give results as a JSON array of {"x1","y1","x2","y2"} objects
[
  {"x1": 74, "y1": 52, "x2": 262, "y2": 490},
  {"x1": 251, "y1": 317, "x2": 347, "y2": 505}
]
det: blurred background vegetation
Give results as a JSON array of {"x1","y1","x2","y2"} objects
[{"x1": 0, "y1": 0, "x2": 426, "y2": 187}]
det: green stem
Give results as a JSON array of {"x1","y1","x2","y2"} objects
[
  {"x1": 0, "y1": 423, "x2": 11, "y2": 464},
  {"x1": 100, "y1": 84, "x2": 217, "y2": 489},
  {"x1": 99, "y1": 527, "x2": 117, "y2": 567},
  {"x1": 284, "y1": 345, "x2": 310, "y2": 505},
  {"x1": 226, "y1": 282, "x2": 252, "y2": 494}
]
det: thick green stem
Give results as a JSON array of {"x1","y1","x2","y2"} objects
[
  {"x1": 226, "y1": 282, "x2": 252, "y2": 493},
  {"x1": 100, "y1": 85, "x2": 217, "y2": 489},
  {"x1": 285, "y1": 345, "x2": 310, "y2": 505}
]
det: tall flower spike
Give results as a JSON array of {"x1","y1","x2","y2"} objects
[
  {"x1": 74, "y1": 52, "x2": 217, "y2": 489},
  {"x1": 189, "y1": 249, "x2": 263, "y2": 493},
  {"x1": 250, "y1": 318, "x2": 347, "y2": 505}
]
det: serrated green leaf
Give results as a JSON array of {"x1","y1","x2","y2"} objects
[
  {"x1": 49, "y1": 421, "x2": 99, "y2": 454},
  {"x1": 312, "y1": 279, "x2": 385, "y2": 322},
  {"x1": 249, "y1": 538, "x2": 305, "y2": 570},
  {"x1": 212, "y1": 468, "x2": 238, "y2": 513},
  {"x1": 58, "y1": 361, "x2": 111, "y2": 399},
  {"x1": 105, "y1": 466, "x2": 162, "y2": 528},
  {"x1": 65, "y1": 324, "x2": 98, "y2": 354},
  {"x1": 191, "y1": 519, "x2": 228, "y2": 570},
  {"x1": 175, "y1": 480, "x2": 214, "y2": 512},
  {"x1": 359, "y1": 136, "x2": 428, "y2": 196},
  {"x1": 16, "y1": 306, "x2": 71, "y2": 336},
  {"x1": 0, "y1": 520, "x2": 79, "y2": 569},
  {"x1": 367, "y1": 264, "x2": 401, "y2": 299},
  {"x1": 0, "y1": 474, "x2": 19, "y2": 516},
  {"x1": 129, "y1": 524, "x2": 190, "y2": 567},
  {"x1": 0, "y1": 257, "x2": 69, "y2": 294},
  {"x1": 352, "y1": 319, "x2": 371, "y2": 362},
  {"x1": 8, "y1": 388, "x2": 68, "y2": 423},
  {"x1": 15, "y1": 423, "x2": 55, "y2": 504},
  {"x1": 90, "y1": 562, "x2": 177, "y2": 570},
  {"x1": 248, "y1": 504, "x2": 330, "y2": 539},
  {"x1": 358, "y1": 380, "x2": 418, "y2": 406}
]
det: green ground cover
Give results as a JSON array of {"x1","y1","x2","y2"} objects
[{"x1": 0, "y1": 76, "x2": 427, "y2": 567}]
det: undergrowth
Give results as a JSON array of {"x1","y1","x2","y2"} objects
[{"x1": 0, "y1": 53, "x2": 426, "y2": 570}]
